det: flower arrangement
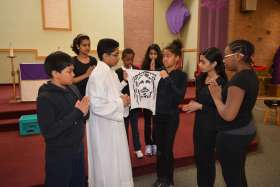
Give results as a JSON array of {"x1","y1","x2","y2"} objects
[
  {"x1": 252, "y1": 64, "x2": 270, "y2": 77},
  {"x1": 252, "y1": 64, "x2": 271, "y2": 96}
]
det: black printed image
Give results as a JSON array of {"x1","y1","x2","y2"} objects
[{"x1": 132, "y1": 71, "x2": 157, "y2": 104}]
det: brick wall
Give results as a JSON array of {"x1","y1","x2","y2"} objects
[
  {"x1": 123, "y1": 0, "x2": 154, "y2": 67},
  {"x1": 228, "y1": 0, "x2": 280, "y2": 66}
]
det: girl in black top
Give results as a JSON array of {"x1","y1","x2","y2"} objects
[
  {"x1": 209, "y1": 40, "x2": 258, "y2": 187},
  {"x1": 182, "y1": 48, "x2": 227, "y2": 187},
  {"x1": 141, "y1": 44, "x2": 163, "y2": 156},
  {"x1": 71, "y1": 34, "x2": 97, "y2": 96},
  {"x1": 153, "y1": 40, "x2": 187, "y2": 187}
]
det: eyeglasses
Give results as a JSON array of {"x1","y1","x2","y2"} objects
[
  {"x1": 224, "y1": 53, "x2": 244, "y2": 59},
  {"x1": 223, "y1": 53, "x2": 244, "y2": 63}
]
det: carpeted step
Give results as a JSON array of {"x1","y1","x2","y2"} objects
[
  {"x1": 0, "y1": 118, "x2": 18, "y2": 125},
  {"x1": 0, "y1": 109, "x2": 36, "y2": 120},
  {"x1": 0, "y1": 118, "x2": 19, "y2": 131}
]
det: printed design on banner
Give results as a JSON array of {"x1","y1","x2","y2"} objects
[{"x1": 132, "y1": 71, "x2": 158, "y2": 104}]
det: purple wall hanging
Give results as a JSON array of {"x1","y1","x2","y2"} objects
[
  {"x1": 166, "y1": 0, "x2": 190, "y2": 34},
  {"x1": 271, "y1": 47, "x2": 280, "y2": 84}
]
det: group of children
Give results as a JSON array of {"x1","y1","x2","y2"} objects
[
  {"x1": 37, "y1": 33, "x2": 258, "y2": 187},
  {"x1": 37, "y1": 34, "x2": 186, "y2": 187}
]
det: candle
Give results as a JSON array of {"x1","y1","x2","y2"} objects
[{"x1": 9, "y1": 47, "x2": 14, "y2": 57}]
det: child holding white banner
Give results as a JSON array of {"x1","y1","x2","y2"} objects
[{"x1": 153, "y1": 39, "x2": 187, "y2": 187}]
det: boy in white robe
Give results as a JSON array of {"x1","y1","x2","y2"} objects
[{"x1": 86, "y1": 38, "x2": 134, "y2": 187}]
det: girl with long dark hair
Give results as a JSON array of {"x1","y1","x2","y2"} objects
[
  {"x1": 183, "y1": 47, "x2": 227, "y2": 187},
  {"x1": 141, "y1": 44, "x2": 163, "y2": 156}
]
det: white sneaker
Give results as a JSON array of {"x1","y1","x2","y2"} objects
[
  {"x1": 152, "y1": 144, "x2": 157, "y2": 155},
  {"x1": 145, "y1": 145, "x2": 152, "y2": 156},
  {"x1": 135, "y1": 150, "x2": 144, "y2": 159}
]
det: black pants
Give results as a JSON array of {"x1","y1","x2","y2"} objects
[
  {"x1": 124, "y1": 109, "x2": 141, "y2": 151},
  {"x1": 154, "y1": 114, "x2": 179, "y2": 185},
  {"x1": 216, "y1": 132, "x2": 256, "y2": 187},
  {"x1": 143, "y1": 109, "x2": 156, "y2": 145},
  {"x1": 194, "y1": 125, "x2": 217, "y2": 187},
  {"x1": 45, "y1": 149, "x2": 85, "y2": 187}
]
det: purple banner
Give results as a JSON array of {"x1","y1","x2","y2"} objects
[
  {"x1": 20, "y1": 63, "x2": 49, "y2": 80},
  {"x1": 199, "y1": 0, "x2": 229, "y2": 51},
  {"x1": 166, "y1": 0, "x2": 190, "y2": 34}
]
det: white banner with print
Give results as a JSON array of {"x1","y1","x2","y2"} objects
[{"x1": 127, "y1": 69, "x2": 161, "y2": 114}]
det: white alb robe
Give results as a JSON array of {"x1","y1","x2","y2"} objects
[{"x1": 86, "y1": 61, "x2": 134, "y2": 187}]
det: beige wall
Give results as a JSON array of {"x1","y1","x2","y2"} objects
[
  {"x1": 154, "y1": 0, "x2": 199, "y2": 79},
  {"x1": 0, "y1": 0, "x2": 200, "y2": 83},
  {"x1": 181, "y1": 0, "x2": 199, "y2": 80},
  {"x1": 0, "y1": 0, "x2": 124, "y2": 83},
  {"x1": 0, "y1": 0, "x2": 124, "y2": 55},
  {"x1": 154, "y1": 0, "x2": 177, "y2": 48}
]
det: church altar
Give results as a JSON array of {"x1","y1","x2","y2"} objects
[{"x1": 19, "y1": 63, "x2": 49, "y2": 102}]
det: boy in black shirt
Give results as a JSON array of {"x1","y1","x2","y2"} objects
[{"x1": 37, "y1": 51, "x2": 89, "y2": 187}]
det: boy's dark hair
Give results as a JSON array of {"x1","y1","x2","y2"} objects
[
  {"x1": 122, "y1": 48, "x2": 135, "y2": 59},
  {"x1": 141, "y1": 43, "x2": 163, "y2": 70},
  {"x1": 44, "y1": 51, "x2": 73, "y2": 77},
  {"x1": 228, "y1": 39, "x2": 255, "y2": 64},
  {"x1": 97, "y1": 38, "x2": 119, "y2": 60},
  {"x1": 165, "y1": 39, "x2": 183, "y2": 57},
  {"x1": 71, "y1": 34, "x2": 90, "y2": 55}
]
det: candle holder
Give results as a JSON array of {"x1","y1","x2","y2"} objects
[
  {"x1": 7, "y1": 55, "x2": 21, "y2": 103},
  {"x1": 16, "y1": 68, "x2": 21, "y2": 100}
]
